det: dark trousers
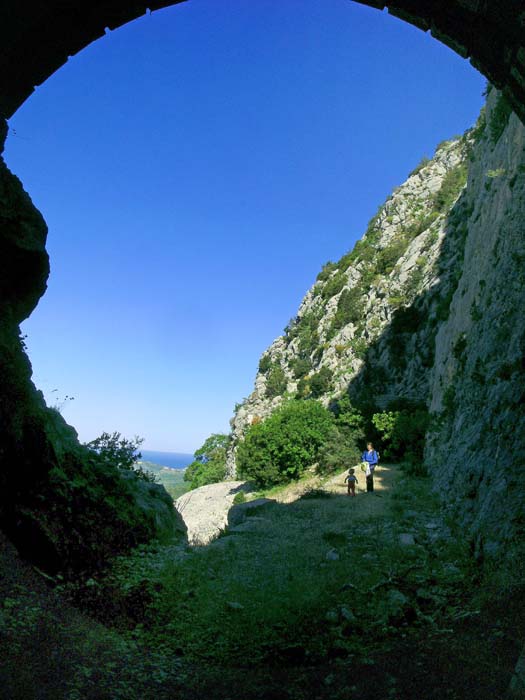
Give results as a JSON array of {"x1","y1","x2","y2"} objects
[{"x1": 366, "y1": 473, "x2": 374, "y2": 492}]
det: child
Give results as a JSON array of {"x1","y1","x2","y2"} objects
[{"x1": 344, "y1": 468, "x2": 358, "y2": 497}]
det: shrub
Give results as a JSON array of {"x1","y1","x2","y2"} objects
[
  {"x1": 288, "y1": 311, "x2": 322, "y2": 357},
  {"x1": 321, "y1": 270, "x2": 346, "y2": 300},
  {"x1": 28, "y1": 417, "x2": 178, "y2": 575},
  {"x1": 432, "y1": 162, "x2": 468, "y2": 213},
  {"x1": 290, "y1": 356, "x2": 312, "y2": 379},
  {"x1": 376, "y1": 237, "x2": 409, "y2": 275},
  {"x1": 266, "y1": 364, "x2": 288, "y2": 398},
  {"x1": 405, "y1": 211, "x2": 439, "y2": 240},
  {"x1": 184, "y1": 433, "x2": 231, "y2": 489},
  {"x1": 317, "y1": 426, "x2": 361, "y2": 474},
  {"x1": 309, "y1": 366, "x2": 334, "y2": 398},
  {"x1": 237, "y1": 400, "x2": 334, "y2": 486},
  {"x1": 350, "y1": 337, "x2": 368, "y2": 359},
  {"x1": 372, "y1": 407, "x2": 430, "y2": 462},
  {"x1": 258, "y1": 354, "x2": 272, "y2": 374},
  {"x1": 316, "y1": 261, "x2": 337, "y2": 282},
  {"x1": 390, "y1": 305, "x2": 423, "y2": 335},
  {"x1": 328, "y1": 287, "x2": 364, "y2": 337},
  {"x1": 85, "y1": 432, "x2": 156, "y2": 483}
]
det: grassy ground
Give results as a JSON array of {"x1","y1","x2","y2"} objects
[{"x1": 1, "y1": 465, "x2": 523, "y2": 699}]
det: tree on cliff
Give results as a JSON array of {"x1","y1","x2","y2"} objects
[
  {"x1": 237, "y1": 400, "x2": 333, "y2": 487},
  {"x1": 184, "y1": 433, "x2": 231, "y2": 489}
]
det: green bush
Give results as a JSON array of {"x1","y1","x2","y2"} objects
[
  {"x1": 432, "y1": 162, "x2": 468, "y2": 213},
  {"x1": 328, "y1": 287, "x2": 364, "y2": 337},
  {"x1": 85, "y1": 432, "x2": 156, "y2": 483},
  {"x1": 184, "y1": 433, "x2": 231, "y2": 489},
  {"x1": 405, "y1": 211, "x2": 439, "y2": 240},
  {"x1": 309, "y1": 366, "x2": 334, "y2": 398},
  {"x1": 316, "y1": 261, "x2": 337, "y2": 282},
  {"x1": 237, "y1": 400, "x2": 334, "y2": 487},
  {"x1": 390, "y1": 305, "x2": 423, "y2": 335},
  {"x1": 316, "y1": 425, "x2": 360, "y2": 474},
  {"x1": 29, "y1": 417, "x2": 177, "y2": 575},
  {"x1": 376, "y1": 237, "x2": 409, "y2": 275},
  {"x1": 258, "y1": 354, "x2": 272, "y2": 374},
  {"x1": 286, "y1": 311, "x2": 322, "y2": 358},
  {"x1": 290, "y1": 356, "x2": 312, "y2": 379},
  {"x1": 372, "y1": 407, "x2": 430, "y2": 463},
  {"x1": 266, "y1": 364, "x2": 288, "y2": 398},
  {"x1": 321, "y1": 270, "x2": 346, "y2": 300}
]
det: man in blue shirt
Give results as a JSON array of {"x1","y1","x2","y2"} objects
[{"x1": 361, "y1": 442, "x2": 379, "y2": 492}]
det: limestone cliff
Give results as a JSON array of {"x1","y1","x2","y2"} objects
[
  {"x1": 228, "y1": 122, "x2": 474, "y2": 471},
  {"x1": 426, "y1": 91, "x2": 525, "y2": 564},
  {"x1": 228, "y1": 90, "x2": 525, "y2": 568}
]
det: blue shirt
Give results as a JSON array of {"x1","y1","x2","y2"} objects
[{"x1": 361, "y1": 450, "x2": 379, "y2": 470}]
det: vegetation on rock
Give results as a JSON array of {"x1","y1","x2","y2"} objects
[
  {"x1": 184, "y1": 433, "x2": 231, "y2": 490},
  {"x1": 237, "y1": 400, "x2": 334, "y2": 486},
  {"x1": 86, "y1": 431, "x2": 157, "y2": 483}
]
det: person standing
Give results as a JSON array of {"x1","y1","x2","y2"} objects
[{"x1": 361, "y1": 442, "x2": 379, "y2": 492}]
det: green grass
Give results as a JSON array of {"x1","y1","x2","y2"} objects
[
  {"x1": 5, "y1": 465, "x2": 522, "y2": 700},
  {"x1": 118, "y1": 466, "x2": 475, "y2": 670}
]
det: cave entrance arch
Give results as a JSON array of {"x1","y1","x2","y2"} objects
[
  {"x1": 0, "y1": 1, "x2": 524, "y2": 123},
  {"x1": 0, "y1": 0, "x2": 523, "y2": 573}
]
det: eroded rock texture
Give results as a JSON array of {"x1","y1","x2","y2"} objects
[{"x1": 426, "y1": 90, "x2": 525, "y2": 563}]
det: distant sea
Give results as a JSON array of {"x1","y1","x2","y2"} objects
[{"x1": 140, "y1": 450, "x2": 194, "y2": 470}]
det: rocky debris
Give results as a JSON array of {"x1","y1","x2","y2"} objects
[{"x1": 175, "y1": 481, "x2": 248, "y2": 545}]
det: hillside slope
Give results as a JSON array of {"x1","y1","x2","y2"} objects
[{"x1": 227, "y1": 89, "x2": 525, "y2": 569}]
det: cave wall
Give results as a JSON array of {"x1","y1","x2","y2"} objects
[
  {"x1": 0, "y1": 1, "x2": 524, "y2": 125},
  {"x1": 0, "y1": 121, "x2": 185, "y2": 574},
  {"x1": 426, "y1": 90, "x2": 525, "y2": 567}
]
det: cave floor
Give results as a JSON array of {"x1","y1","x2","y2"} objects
[{"x1": 1, "y1": 466, "x2": 523, "y2": 700}]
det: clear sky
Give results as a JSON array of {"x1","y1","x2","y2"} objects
[{"x1": 5, "y1": 0, "x2": 485, "y2": 453}]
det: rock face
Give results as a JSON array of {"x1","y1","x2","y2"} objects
[
  {"x1": 228, "y1": 90, "x2": 525, "y2": 568},
  {"x1": 0, "y1": 120, "x2": 185, "y2": 574},
  {"x1": 426, "y1": 91, "x2": 525, "y2": 562},
  {"x1": 227, "y1": 121, "x2": 473, "y2": 473},
  {"x1": 175, "y1": 481, "x2": 248, "y2": 545}
]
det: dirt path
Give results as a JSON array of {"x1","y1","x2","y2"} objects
[{"x1": 175, "y1": 466, "x2": 399, "y2": 546}]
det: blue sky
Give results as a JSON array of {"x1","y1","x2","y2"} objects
[{"x1": 5, "y1": 0, "x2": 485, "y2": 453}]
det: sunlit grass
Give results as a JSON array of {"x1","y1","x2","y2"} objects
[{"x1": 129, "y1": 466, "x2": 473, "y2": 666}]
